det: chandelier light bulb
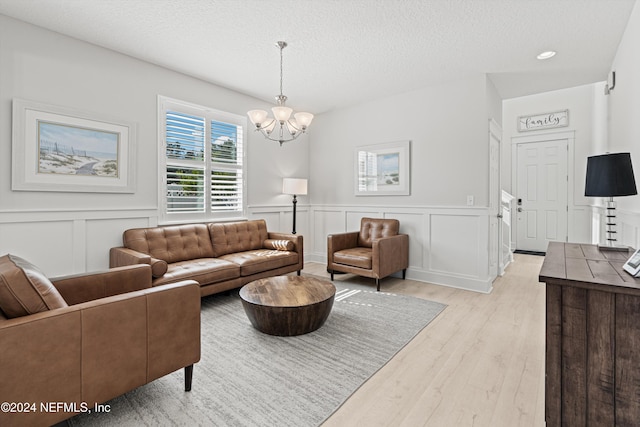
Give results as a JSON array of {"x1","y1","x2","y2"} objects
[
  {"x1": 294, "y1": 112, "x2": 314, "y2": 129},
  {"x1": 247, "y1": 109, "x2": 268, "y2": 127},
  {"x1": 286, "y1": 118, "x2": 299, "y2": 135},
  {"x1": 272, "y1": 105, "x2": 293, "y2": 122},
  {"x1": 263, "y1": 119, "x2": 277, "y2": 134}
]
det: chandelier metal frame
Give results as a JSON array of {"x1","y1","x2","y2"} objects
[{"x1": 247, "y1": 41, "x2": 313, "y2": 146}]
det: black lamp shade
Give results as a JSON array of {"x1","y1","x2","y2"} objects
[{"x1": 585, "y1": 152, "x2": 637, "y2": 197}]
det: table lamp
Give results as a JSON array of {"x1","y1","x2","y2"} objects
[
  {"x1": 585, "y1": 152, "x2": 637, "y2": 250},
  {"x1": 282, "y1": 178, "x2": 307, "y2": 234}
]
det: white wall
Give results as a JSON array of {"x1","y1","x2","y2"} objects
[
  {"x1": 0, "y1": 15, "x2": 309, "y2": 275},
  {"x1": 307, "y1": 74, "x2": 501, "y2": 292},
  {"x1": 310, "y1": 73, "x2": 491, "y2": 207},
  {"x1": 500, "y1": 1, "x2": 640, "y2": 250},
  {"x1": 502, "y1": 82, "x2": 608, "y2": 245},
  {"x1": 607, "y1": 1, "x2": 640, "y2": 248}
]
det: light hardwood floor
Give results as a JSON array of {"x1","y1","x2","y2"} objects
[{"x1": 304, "y1": 254, "x2": 546, "y2": 427}]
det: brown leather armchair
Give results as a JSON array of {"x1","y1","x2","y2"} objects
[
  {"x1": 327, "y1": 218, "x2": 409, "y2": 291},
  {"x1": 0, "y1": 255, "x2": 201, "y2": 427}
]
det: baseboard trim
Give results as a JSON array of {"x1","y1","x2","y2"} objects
[
  {"x1": 514, "y1": 250, "x2": 546, "y2": 256},
  {"x1": 304, "y1": 256, "x2": 493, "y2": 294}
]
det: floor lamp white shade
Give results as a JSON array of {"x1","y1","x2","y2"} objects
[
  {"x1": 282, "y1": 178, "x2": 307, "y2": 234},
  {"x1": 282, "y1": 178, "x2": 308, "y2": 196}
]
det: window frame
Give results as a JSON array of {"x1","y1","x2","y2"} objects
[{"x1": 158, "y1": 95, "x2": 247, "y2": 224}]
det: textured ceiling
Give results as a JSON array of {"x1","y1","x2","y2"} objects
[{"x1": 0, "y1": 0, "x2": 636, "y2": 113}]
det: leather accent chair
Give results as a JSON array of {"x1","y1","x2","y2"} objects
[
  {"x1": 327, "y1": 218, "x2": 409, "y2": 291},
  {"x1": 0, "y1": 254, "x2": 201, "y2": 427}
]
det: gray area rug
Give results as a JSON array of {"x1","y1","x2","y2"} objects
[{"x1": 68, "y1": 278, "x2": 446, "y2": 427}]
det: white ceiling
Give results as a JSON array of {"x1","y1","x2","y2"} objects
[{"x1": 0, "y1": 0, "x2": 636, "y2": 114}]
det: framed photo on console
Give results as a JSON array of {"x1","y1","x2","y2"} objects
[
  {"x1": 12, "y1": 98, "x2": 136, "y2": 193},
  {"x1": 354, "y1": 140, "x2": 410, "y2": 196}
]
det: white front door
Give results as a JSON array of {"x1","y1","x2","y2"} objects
[{"x1": 515, "y1": 138, "x2": 568, "y2": 252}]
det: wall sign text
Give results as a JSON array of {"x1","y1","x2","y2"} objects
[{"x1": 517, "y1": 110, "x2": 569, "y2": 132}]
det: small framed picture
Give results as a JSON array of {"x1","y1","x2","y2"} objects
[{"x1": 354, "y1": 140, "x2": 410, "y2": 196}]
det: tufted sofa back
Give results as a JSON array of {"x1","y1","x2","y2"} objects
[
  {"x1": 123, "y1": 224, "x2": 214, "y2": 263},
  {"x1": 209, "y1": 220, "x2": 269, "y2": 257},
  {"x1": 358, "y1": 218, "x2": 400, "y2": 248}
]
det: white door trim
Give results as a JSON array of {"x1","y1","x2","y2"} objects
[
  {"x1": 488, "y1": 119, "x2": 502, "y2": 279},
  {"x1": 511, "y1": 130, "x2": 575, "y2": 251}
]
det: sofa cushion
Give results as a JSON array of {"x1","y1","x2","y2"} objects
[
  {"x1": 263, "y1": 239, "x2": 294, "y2": 251},
  {"x1": 209, "y1": 220, "x2": 269, "y2": 257},
  {"x1": 123, "y1": 224, "x2": 215, "y2": 263},
  {"x1": 334, "y1": 247, "x2": 373, "y2": 270},
  {"x1": 152, "y1": 258, "x2": 240, "y2": 287},
  {"x1": 0, "y1": 254, "x2": 68, "y2": 318},
  {"x1": 358, "y1": 218, "x2": 400, "y2": 248},
  {"x1": 219, "y1": 250, "x2": 299, "y2": 276}
]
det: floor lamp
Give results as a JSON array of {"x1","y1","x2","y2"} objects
[
  {"x1": 282, "y1": 178, "x2": 307, "y2": 235},
  {"x1": 585, "y1": 152, "x2": 637, "y2": 250}
]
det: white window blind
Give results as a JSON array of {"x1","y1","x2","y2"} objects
[{"x1": 159, "y1": 96, "x2": 246, "y2": 223}]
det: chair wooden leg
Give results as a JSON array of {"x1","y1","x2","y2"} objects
[
  {"x1": 376, "y1": 278, "x2": 380, "y2": 292},
  {"x1": 402, "y1": 269, "x2": 406, "y2": 280},
  {"x1": 185, "y1": 364, "x2": 193, "y2": 391},
  {"x1": 297, "y1": 270, "x2": 301, "y2": 276},
  {"x1": 330, "y1": 270, "x2": 334, "y2": 281}
]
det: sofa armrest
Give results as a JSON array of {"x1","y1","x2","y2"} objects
[
  {"x1": 110, "y1": 246, "x2": 150, "y2": 266},
  {"x1": 372, "y1": 234, "x2": 409, "y2": 278},
  {"x1": 51, "y1": 264, "x2": 152, "y2": 305},
  {"x1": 0, "y1": 280, "x2": 200, "y2": 427},
  {"x1": 267, "y1": 232, "x2": 302, "y2": 252},
  {"x1": 110, "y1": 247, "x2": 168, "y2": 278},
  {"x1": 268, "y1": 232, "x2": 304, "y2": 272}
]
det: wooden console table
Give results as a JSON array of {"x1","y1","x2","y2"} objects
[{"x1": 539, "y1": 242, "x2": 640, "y2": 426}]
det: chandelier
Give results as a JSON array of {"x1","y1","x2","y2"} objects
[{"x1": 247, "y1": 41, "x2": 314, "y2": 146}]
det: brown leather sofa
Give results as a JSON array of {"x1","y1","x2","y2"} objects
[
  {"x1": 110, "y1": 219, "x2": 303, "y2": 297},
  {"x1": 327, "y1": 217, "x2": 409, "y2": 291},
  {"x1": 0, "y1": 254, "x2": 200, "y2": 427}
]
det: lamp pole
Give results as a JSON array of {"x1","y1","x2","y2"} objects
[
  {"x1": 291, "y1": 194, "x2": 298, "y2": 234},
  {"x1": 282, "y1": 178, "x2": 307, "y2": 235}
]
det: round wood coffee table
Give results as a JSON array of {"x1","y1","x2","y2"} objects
[{"x1": 239, "y1": 276, "x2": 336, "y2": 336}]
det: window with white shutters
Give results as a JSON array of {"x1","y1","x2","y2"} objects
[{"x1": 159, "y1": 96, "x2": 245, "y2": 223}]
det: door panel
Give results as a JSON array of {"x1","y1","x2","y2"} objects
[{"x1": 516, "y1": 139, "x2": 568, "y2": 252}]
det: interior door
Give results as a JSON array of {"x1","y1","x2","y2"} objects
[
  {"x1": 516, "y1": 139, "x2": 568, "y2": 252},
  {"x1": 488, "y1": 120, "x2": 501, "y2": 279}
]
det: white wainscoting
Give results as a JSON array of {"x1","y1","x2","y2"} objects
[
  {"x1": 249, "y1": 204, "x2": 496, "y2": 293},
  {"x1": 510, "y1": 206, "x2": 600, "y2": 250},
  {"x1": 1, "y1": 204, "x2": 501, "y2": 293},
  {"x1": 0, "y1": 209, "x2": 158, "y2": 276},
  {"x1": 589, "y1": 206, "x2": 640, "y2": 249}
]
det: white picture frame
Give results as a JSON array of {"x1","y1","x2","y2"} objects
[
  {"x1": 517, "y1": 109, "x2": 569, "y2": 132},
  {"x1": 12, "y1": 98, "x2": 136, "y2": 193},
  {"x1": 355, "y1": 140, "x2": 410, "y2": 196}
]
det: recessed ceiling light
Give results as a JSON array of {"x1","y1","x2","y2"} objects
[{"x1": 537, "y1": 51, "x2": 557, "y2": 60}]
